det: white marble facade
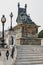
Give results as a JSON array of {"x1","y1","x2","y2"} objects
[{"x1": 0, "y1": 30, "x2": 16, "y2": 65}]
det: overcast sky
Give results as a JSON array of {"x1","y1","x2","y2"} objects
[{"x1": 0, "y1": 0, "x2": 43, "y2": 32}]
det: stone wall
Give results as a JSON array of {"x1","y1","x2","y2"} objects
[
  {"x1": 15, "y1": 38, "x2": 41, "y2": 45},
  {"x1": 41, "y1": 38, "x2": 43, "y2": 46}
]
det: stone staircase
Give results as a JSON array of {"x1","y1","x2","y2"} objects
[{"x1": 14, "y1": 45, "x2": 43, "y2": 65}]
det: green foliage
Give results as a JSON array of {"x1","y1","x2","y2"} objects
[{"x1": 38, "y1": 30, "x2": 43, "y2": 38}]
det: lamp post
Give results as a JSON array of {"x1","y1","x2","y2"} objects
[
  {"x1": 1, "y1": 15, "x2": 6, "y2": 47},
  {"x1": 10, "y1": 12, "x2": 13, "y2": 30}
]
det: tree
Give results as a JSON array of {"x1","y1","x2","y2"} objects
[{"x1": 38, "y1": 30, "x2": 43, "y2": 38}]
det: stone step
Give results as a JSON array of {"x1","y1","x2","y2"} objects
[
  {"x1": 17, "y1": 49, "x2": 43, "y2": 51},
  {"x1": 17, "y1": 56, "x2": 43, "y2": 59},
  {"x1": 17, "y1": 48, "x2": 43, "y2": 49},
  {"x1": 16, "y1": 58, "x2": 43, "y2": 62},
  {"x1": 17, "y1": 51, "x2": 43, "y2": 53},
  {"x1": 17, "y1": 46, "x2": 43, "y2": 48},
  {"x1": 17, "y1": 49, "x2": 43, "y2": 52},
  {"x1": 17, "y1": 53, "x2": 43, "y2": 56},
  {"x1": 17, "y1": 48, "x2": 43, "y2": 50},
  {"x1": 18, "y1": 55, "x2": 43, "y2": 57},
  {"x1": 15, "y1": 45, "x2": 43, "y2": 65},
  {"x1": 17, "y1": 47, "x2": 42, "y2": 48},
  {"x1": 15, "y1": 63, "x2": 43, "y2": 65},
  {"x1": 17, "y1": 55, "x2": 43, "y2": 57},
  {"x1": 18, "y1": 50, "x2": 43, "y2": 53},
  {"x1": 17, "y1": 44, "x2": 41, "y2": 46},
  {"x1": 17, "y1": 52, "x2": 43, "y2": 54},
  {"x1": 17, "y1": 53, "x2": 43, "y2": 55},
  {"x1": 15, "y1": 61, "x2": 43, "y2": 65}
]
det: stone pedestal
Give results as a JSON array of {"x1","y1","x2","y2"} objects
[{"x1": 13, "y1": 24, "x2": 41, "y2": 45}]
